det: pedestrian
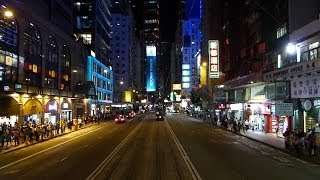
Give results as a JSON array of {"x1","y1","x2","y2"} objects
[
  {"x1": 276, "y1": 127, "x2": 279, "y2": 137},
  {"x1": 307, "y1": 129, "x2": 316, "y2": 156},
  {"x1": 12, "y1": 129, "x2": 20, "y2": 145}
]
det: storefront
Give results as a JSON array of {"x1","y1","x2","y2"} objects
[
  {"x1": 214, "y1": 103, "x2": 229, "y2": 121},
  {"x1": 0, "y1": 96, "x2": 20, "y2": 126},
  {"x1": 61, "y1": 98, "x2": 72, "y2": 122},
  {"x1": 45, "y1": 99, "x2": 58, "y2": 124},
  {"x1": 23, "y1": 98, "x2": 42, "y2": 124},
  {"x1": 228, "y1": 103, "x2": 244, "y2": 121},
  {"x1": 246, "y1": 103, "x2": 271, "y2": 132},
  {"x1": 291, "y1": 76, "x2": 320, "y2": 132}
]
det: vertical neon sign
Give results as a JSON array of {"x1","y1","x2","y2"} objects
[
  {"x1": 208, "y1": 40, "x2": 219, "y2": 78},
  {"x1": 146, "y1": 46, "x2": 156, "y2": 92}
]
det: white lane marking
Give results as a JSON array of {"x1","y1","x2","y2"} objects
[
  {"x1": 165, "y1": 120, "x2": 202, "y2": 180},
  {"x1": 0, "y1": 123, "x2": 112, "y2": 171},
  {"x1": 86, "y1": 121, "x2": 143, "y2": 180},
  {"x1": 3, "y1": 170, "x2": 20, "y2": 174},
  {"x1": 293, "y1": 157, "x2": 307, "y2": 164},
  {"x1": 273, "y1": 156, "x2": 293, "y2": 163},
  {"x1": 278, "y1": 163, "x2": 294, "y2": 166},
  {"x1": 60, "y1": 156, "x2": 69, "y2": 162}
]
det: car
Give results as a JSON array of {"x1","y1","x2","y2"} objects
[
  {"x1": 128, "y1": 111, "x2": 136, "y2": 119},
  {"x1": 115, "y1": 115, "x2": 126, "y2": 123},
  {"x1": 155, "y1": 111, "x2": 164, "y2": 121}
]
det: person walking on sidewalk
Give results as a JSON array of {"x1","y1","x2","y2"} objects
[
  {"x1": 12, "y1": 128, "x2": 20, "y2": 145},
  {"x1": 307, "y1": 129, "x2": 316, "y2": 156},
  {"x1": 283, "y1": 128, "x2": 291, "y2": 150}
]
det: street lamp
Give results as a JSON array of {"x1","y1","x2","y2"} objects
[
  {"x1": 26, "y1": 78, "x2": 30, "y2": 93},
  {"x1": 119, "y1": 80, "x2": 124, "y2": 102},
  {"x1": 4, "y1": 10, "x2": 13, "y2": 18},
  {"x1": 286, "y1": 43, "x2": 296, "y2": 55}
]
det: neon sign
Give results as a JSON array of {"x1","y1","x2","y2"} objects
[{"x1": 208, "y1": 40, "x2": 219, "y2": 78}]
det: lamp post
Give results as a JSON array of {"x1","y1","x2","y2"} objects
[
  {"x1": 120, "y1": 80, "x2": 124, "y2": 103},
  {"x1": 26, "y1": 78, "x2": 31, "y2": 93}
]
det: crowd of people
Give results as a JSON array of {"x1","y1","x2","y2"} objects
[
  {"x1": 283, "y1": 128, "x2": 318, "y2": 157},
  {"x1": 0, "y1": 116, "x2": 102, "y2": 150}
]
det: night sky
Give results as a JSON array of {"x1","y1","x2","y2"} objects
[{"x1": 132, "y1": 0, "x2": 179, "y2": 42}]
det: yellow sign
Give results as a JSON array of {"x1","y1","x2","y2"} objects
[
  {"x1": 124, "y1": 91, "x2": 132, "y2": 102},
  {"x1": 5, "y1": 56, "x2": 12, "y2": 66}
]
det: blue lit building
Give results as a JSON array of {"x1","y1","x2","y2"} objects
[
  {"x1": 87, "y1": 55, "x2": 113, "y2": 116},
  {"x1": 182, "y1": 0, "x2": 202, "y2": 95}
]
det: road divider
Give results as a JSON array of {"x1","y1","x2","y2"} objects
[
  {"x1": 86, "y1": 120, "x2": 143, "y2": 180},
  {"x1": 165, "y1": 120, "x2": 202, "y2": 180}
]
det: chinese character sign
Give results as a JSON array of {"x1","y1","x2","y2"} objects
[
  {"x1": 291, "y1": 76, "x2": 320, "y2": 99},
  {"x1": 208, "y1": 40, "x2": 219, "y2": 78},
  {"x1": 146, "y1": 46, "x2": 157, "y2": 92}
]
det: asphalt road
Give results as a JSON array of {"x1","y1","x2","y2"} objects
[{"x1": 0, "y1": 112, "x2": 319, "y2": 180}]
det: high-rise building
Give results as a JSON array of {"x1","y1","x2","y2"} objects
[
  {"x1": 181, "y1": 0, "x2": 202, "y2": 95},
  {"x1": 73, "y1": 0, "x2": 113, "y2": 115},
  {"x1": 73, "y1": 0, "x2": 111, "y2": 66},
  {"x1": 144, "y1": 0, "x2": 160, "y2": 100},
  {"x1": 110, "y1": 0, "x2": 132, "y2": 102},
  {"x1": 0, "y1": 0, "x2": 88, "y2": 125}
]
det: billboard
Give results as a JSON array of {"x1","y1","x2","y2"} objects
[
  {"x1": 208, "y1": 40, "x2": 219, "y2": 78},
  {"x1": 146, "y1": 46, "x2": 157, "y2": 92}
]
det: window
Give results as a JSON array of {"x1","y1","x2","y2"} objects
[
  {"x1": 46, "y1": 36, "x2": 58, "y2": 89},
  {"x1": 61, "y1": 45, "x2": 71, "y2": 90},
  {"x1": 0, "y1": 9, "x2": 18, "y2": 47},
  {"x1": 24, "y1": 23, "x2": 42, "y2": 86}
]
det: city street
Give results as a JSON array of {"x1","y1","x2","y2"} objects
[{"x1": 0, "y1": 113, "x2": 319, "y2": 180}]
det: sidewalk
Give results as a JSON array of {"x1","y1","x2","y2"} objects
[
  {"x1": 188, "y1": 114, "x2": 320, "y2": 164},
  {"x1": 0, "y1": 123, "x2": 97, "y2": 155},
  {"x1": 226, "y1": 127, "x2": 320, "y2": 164},
  {"x1": 238, "y1": 130, "x2": 285, "y2": 150}
]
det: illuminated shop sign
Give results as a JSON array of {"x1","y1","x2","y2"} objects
[
  {"x1": 208, "y1": 40, "x2": 219, "y2": 78},
  {"x1": 146, "y1": 46, "x2": 157, "y2": 92},
  {"x1": 48, "y1": 102, "x2": 57, "y2": 111}
]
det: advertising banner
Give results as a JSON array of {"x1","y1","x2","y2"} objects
[
  {"x1": 146, "y1": 46, "x2": 156, "y2": 92},
  {"x1": 275, "y1": 103, "x2": 293, "y2": 116},
  {"x1": 208, "y1": 40, "x2": 219, "y2": 78},
  {"x1": 291, "y1": 76, "x2": 320, "y2": 99}
]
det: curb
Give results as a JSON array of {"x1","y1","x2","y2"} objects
[{"x1": 0, "y1": 123, "x2": 98, "y2": 155}]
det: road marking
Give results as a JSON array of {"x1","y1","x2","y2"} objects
[
  {"x1": 60, "y1": 156, "x2": 68, "y2": 162},
  {"x1": 165, "y1": 120, "x2": 202, "y2": 180},
  {"x1": 0, "y1": 123, "x2": 112, "y2": 171},
  {"x1": 98, "y1": 137, "x2": 103, "y2": 139},
  {"x1": 273, "y1": 156, "x2": 293, "y2": 163},
  {"x1": 83, "y1": 145, "x2": 89, "y2": 149},
  {"x1": 278, "y1": 163, "x2": 294, "y2": 166},
  {"x1": 293, "y1": 157, "x2": 307, "y2": 164},
  {"x1": 86, "y1": 121, "x2": 143, "y2": 180},
  {"x1": 3, "y1": 170, "x2": 20, "y2": 174}
]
